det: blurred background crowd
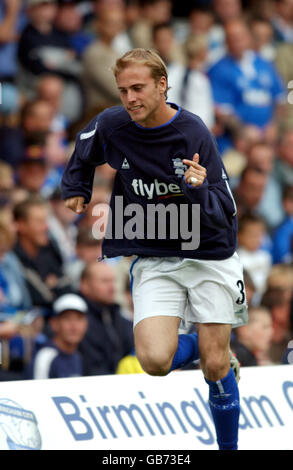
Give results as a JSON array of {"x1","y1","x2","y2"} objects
[{"x1": 0, "y1": 0, "x2": 293, "y2": 381}]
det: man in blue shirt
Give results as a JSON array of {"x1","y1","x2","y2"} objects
[
  {"x1": 27, "y1": 293, "x2": 88, "y2": 379},
  {"x1": 208, "y1": 19, "x2": 286, "y2": 150},
  {"x1": 272, "y1": 186, "x2": 293, "y2": 264},
  {"x1": 61, "y1": 48, "x2": 247, "y2": 450}
]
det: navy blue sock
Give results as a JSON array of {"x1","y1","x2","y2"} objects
[
  {"x1": 169, "y1": 333, "x2": 199, "y2": 371},
  {"x1": 205, "y1": 368, "x2": 240, "y2": 450}
]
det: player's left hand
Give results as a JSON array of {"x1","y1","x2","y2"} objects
[{"x1": 182, "y1": 153, "x2": 207, "y2": 187}]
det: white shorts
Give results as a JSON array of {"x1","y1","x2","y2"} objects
[{"x1": 130, "y1": 253, "x2": 248, "y2": 329}]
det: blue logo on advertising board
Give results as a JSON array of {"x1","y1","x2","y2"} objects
[{"x1": 0, "y1": 399, "x2": 42, "y2": 450}]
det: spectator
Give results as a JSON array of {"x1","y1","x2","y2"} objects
[
  {"x1": 271, "y1": 0, "x2": 293, "y2": 43},
  {"x1": 246, "y1": 141, "x2": 283, "y2": 229},
  {"x1": 105, "y1": 255, "x2": 134, "y2": 311},
  {"x1": 189, "y1": 5, "x2": 215, "y2": 37},
  {"x1": 13, "y1": 195, "x2": 72, "y2": 311},
  {"x1": 41, "y1": 131, "x2": 69, "y2": 198},
  {"x1": 275, "y1": 41, "x2": 293, "y2": 129},
  {"x1": 250, "y1": 15, "x2": 276, "y2": 61},
  {"x1": 8, "y1": 187, "x2": 30, "y2": 207},
  {"x1": 18, "y1": 0, "x2": 63, "y2": 77},
  {"x1": 79, "y1": 261, "x2": 134, "y2": 375},
  {"x1": 88, "y1": 0, "x2": 133, "y2": 55},
  {"x1": 16, "y1": 148, "x2": 49, "y2": 195},
  {"x1": 66, "y1": 227, "x2": 102, "y2": 289},
  {"x1": 167, "y1": 33, "x2": 215, "y2": 129},
  {"x1": 0, "y1": 221, "x2": 32, "y2": 312},
  {"x1": 188, "y1": 5, "x2": 229, "y2": 68},
  {"x1": 237, "y1": 212, "x2": 272, "y2": 299},
  {"x1": 0, "y1": 0, "x2": 25, "y2": 117},
  {"x1": 0, "y1": 222, "x2": 35, "y2": 380},
  {"x1": 222, "y1": 124, "x2": 262, "y2": 182},
  {"x1": 204, "y1": 0, "x2": 244, "y2": 66},
  {"x1": 0, "y1": 198, "x2": 16, "y2": 231},
  {"x1": 274, "y1": 129, "x2": 293, "y2": 189},
  {"x1": 208, "y1": 19, "x2": 286, "y2": 145},
  {"x1": 231, "y1": 306, "x2": 274, "y2": 366},
  {"x1": 48, "y1": 188, "x2": 78, "y2": 267},
  {"x1": 246, "y1": 141, "x2": 275, "y2": 174},
  {"x1": 272, "y1": 186, "x2": 293, "y2": 263},
  {"x1": 152, "y1": 22, "x2": 185, "y2": 67},
  {"x1": 116, "y1": 278, "x2": 143, "y2": 374},
  {"x1": 116, "y1": 349, "x2": 144, "y2": 374},
  {"x1": 129, "y1": 0, "x2": 172, "y2": 49},
  {"x1": 0, "y1": 98, "x2": 53, "y2": 167},
  {"x1": 262, "y1": 264, "x2": 293, "y2": 361},
  {"x1": 0, "y1": 0, "x2": 23, "y2": 76},
  {"x1": 26, "y1": 293, "x2": 88, "y2": 379},
  {"x1": 36, "y1": 74, "x2": 67, "y2": 137},
  {"x1": 213, "y1": 0, "x2": 243, "y2": 23},
  {"x1": 233, "y1": 166, "x2": 269, "y2": 219},
  {"x1": 54, "y1": 0, "x2": 92, "y2": 57},
  {"x1": 243, "y1": 269, "x2": 256, "y2": 308},
  {"x1": 124, "y1": 0, "x2": 141, "y2": 31},
  {"x1": 5, "y1": 97, "x2": 68, "y2": 198},
  {"x1": 21, "y1": 98, "x2": 54, "y2": 135},
  {"x1": 30, "y1": 81, "x2": 70, "y2": 197},
  {"x1": 0, "y1": 161, "x2": 14, "y2": 196},
  {"x1": 82, "y1": 6, "x2": 125, "y2": 111},
  {"x1": 247, "y1": 0, "x2": 275, "y2": 21},
  {"x1": 17, "y1": 0, "x2": 83, "y2": 122}
]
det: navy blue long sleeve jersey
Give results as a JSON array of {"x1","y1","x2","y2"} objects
[{"x1": 61, "y1": 104, "x2": 238, "y2": 260}]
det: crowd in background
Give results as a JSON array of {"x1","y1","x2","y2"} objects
[{"x1": 0, "y1": 0, "x2": 293, "y2": 381}]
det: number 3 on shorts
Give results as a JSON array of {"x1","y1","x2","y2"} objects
[{"x1": 236, "y1": 280, "x2": 246, "y2": 305}]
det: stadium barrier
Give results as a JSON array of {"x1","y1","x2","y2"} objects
[{"x1": 0, "y1": 365, "x2": 292, "y2": 450}]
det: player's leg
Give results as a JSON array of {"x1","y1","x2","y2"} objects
[
  {"x1": 185, "y1": 253, "x2": 248, "y2": 450},
  {"x1": 134, "y1": 316, "x2": 181, "y2": 376},
  {"x1": 134, "y1": 316, "x2": 199, "y2": 375},
  {"x1": 198, "y1": 323, "x2": 231, "y2": 381},
  {"x1": 130, "y1": 257, "x2": 200, "y2": 375},
  {"x1": 198, "y1": 323, "x2": 240, "y2": 451}
]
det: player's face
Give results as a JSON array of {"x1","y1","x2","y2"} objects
[{"x1": 116, "y1": 64, "x2": 166, "y2": 127}]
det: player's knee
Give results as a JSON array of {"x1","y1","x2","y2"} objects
[
  {"x1": 201, "y1": 352, "x2": 229, "y2": 381},
  {"x1": 137, "y1": 350, "x2": 172, "y2": 377}
]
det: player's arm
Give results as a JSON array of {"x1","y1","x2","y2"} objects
[
  {"x1": 61, "y1": 117, "x2": 106, "y2": 214},
  {"x1": 181, "y1": 136, "x2": 236, "y2": 228},
  {"x1": 182, "y1": 153, "x2": 207, "y2": 188},
  {"x1": 64, "y1": 196, "x2": 87, "y2": 214}
]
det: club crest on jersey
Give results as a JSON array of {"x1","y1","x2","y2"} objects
[{"x1": 172, "y1": 158, "x2": 187, "y2": 177}]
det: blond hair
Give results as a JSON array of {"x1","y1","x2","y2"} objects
[
  {"x1": 267, "y1": 264, "x2": 293, "y2": 290},
  {"x1": 112, "y1": 48, "x2": 170, "y2": 99},
  {"x1": 247, "y1": 306, "x2": 271, "y2": 324},
  {"x1": 184, "y1": 33, "x2": 208, "y2": 60}
]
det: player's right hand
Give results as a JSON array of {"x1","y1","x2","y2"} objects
[{"x1": 65, "y1": 196, "x2": 87, "y2": 214}]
